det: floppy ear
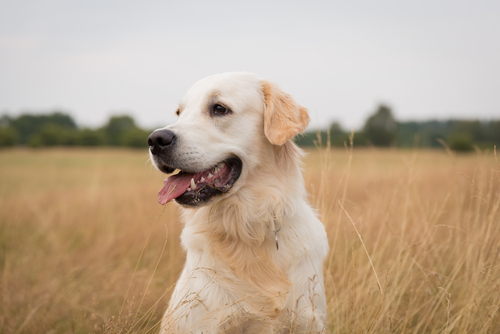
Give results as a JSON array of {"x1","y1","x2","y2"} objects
[{"x1": 261, "y1": 80, "x2": 310, "y2": 146}]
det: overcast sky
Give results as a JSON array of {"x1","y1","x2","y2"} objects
[{"x1": 1, "y1": 0, "x2": 499, "y2": 130}]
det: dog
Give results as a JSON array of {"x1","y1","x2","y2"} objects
[{"x1": 148, "y1": 72, "x2": 328, "y2": 333}]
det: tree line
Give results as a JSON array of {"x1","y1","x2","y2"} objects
[
  {"x1": 295, "y1": 104, "x2": 500, "y2": 151},
  {"x1": 0, "y1": 113, "x2": 150, "y2": 148},
  {"x1": 1, "y1": 106, "x2": 499, "y2": 151}
]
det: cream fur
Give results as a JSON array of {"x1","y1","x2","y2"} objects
[{"x1": 151, "y1": 73, "x2": 329, "y2": 333}]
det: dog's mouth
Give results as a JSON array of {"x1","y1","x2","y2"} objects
[{"x1": 157, "y1": 157, "x2": 242, "y2": 207}]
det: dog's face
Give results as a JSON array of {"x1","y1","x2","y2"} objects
[{"x1": 149, "y1": 72, "x2": 309, "y2": 207}]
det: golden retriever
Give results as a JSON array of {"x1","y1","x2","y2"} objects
[{"x1": 148, "y1": 72, "x2": 328, "y2": 333}]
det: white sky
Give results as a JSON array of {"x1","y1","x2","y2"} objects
[{"x1": 1, "y1": 0, "x2": 499, "y2": 130}]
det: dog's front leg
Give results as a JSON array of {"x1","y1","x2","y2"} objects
[{"x1": 283, "y1": 257, "x2": 327, "y2": 333}]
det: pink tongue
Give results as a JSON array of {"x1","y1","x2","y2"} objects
[{"x1": 158, "y1": 173, "x2": 194, "y2": 205}]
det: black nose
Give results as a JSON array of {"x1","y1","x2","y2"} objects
[{"x1": 148, "y1": 130, "x2": 176, "y2": 155}]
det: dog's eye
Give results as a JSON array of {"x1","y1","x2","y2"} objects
[
  {"x1": 175, "y1": 109, "x2": 180, "y2": 116},
  {"x1": 212, "y1": 104, "x2": 230, "y2": 116}
]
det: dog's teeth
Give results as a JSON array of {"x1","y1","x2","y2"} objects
[
  {"x1": 191, "y1": 178, "x2": 196, "y2": 190},
  {"x1": 187, "y1": 187, "x2": 191, "y2": 191},
  {"x1": 200, "y1": 177, "x2": 205, "y2": 182},
  {"x1": 217, "y1": 162, "x2": 225, "y2": 169},
  {"x1": 208, "y1": 173, "x2": 213, "y2": 178},
  {"x1": 215, "y1": 167, "x2": 220, "y2": 173}
]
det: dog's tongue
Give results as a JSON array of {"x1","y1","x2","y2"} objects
[{"x1": 158, "y1": 173, "x2": 193, "y2": 205}]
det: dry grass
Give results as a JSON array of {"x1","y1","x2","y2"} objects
[{"x1": 0, "y1": 146, "x2": 499, "y2": 333}]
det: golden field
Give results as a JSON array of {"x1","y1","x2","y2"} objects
[{"x1": 0, "y1": 146, "x2": 499, "y2": 333}]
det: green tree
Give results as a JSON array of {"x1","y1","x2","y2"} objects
[
  {"x1": 0, "y1": 127, "x2": 18, "y2": 147},
  {"x1": 448, "y1": 133, "x2": 474, "y2": 152},
  {"x1": 103, "y1": 115, "x2": 137, "y2": 145},
  {"x1": 453, "y1": 120, "x2": 483, "y2": 142},
  {"x1": 363, "y1": 104, "x2": 397, "y2": 147},
  {"x1": 121, "y1": 128, "x2": 150, "y2": 148},
  {"x1": 9, "y1": 112, "x2": 77, "y2": 144},
  {"x1": 79, "y1": 129, "x2": 106, "y2": 146},
  {"x1": 328, "y1": 122, "x2": 345, "y2": 146},
  {"x1": 29, "y1": 124, "x2": 71, "y2": 147},
  {"x1": 486, "y1": 121, "x2": 500, "y2": 144}
]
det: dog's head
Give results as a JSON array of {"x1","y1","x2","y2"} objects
[{"x1": 148, "y1": 72, "x2": 310, "y2": 207}]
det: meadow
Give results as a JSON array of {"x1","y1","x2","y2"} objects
[{"x1": 0, "y1": 146, "x2": 499, "y2": 333}]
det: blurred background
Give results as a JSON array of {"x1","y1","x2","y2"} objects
[
  {"x1": 2, "y1": 2, "x2": 500, "y2": 333},
  {"x1": 1, "y1": 0, "x2": 499, "y2": 150}
]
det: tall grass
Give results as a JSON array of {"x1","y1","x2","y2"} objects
[
  {"x1": 313, "y1": 145, "x2": 500, "y2": 333},
  {"x1": 0, "y1": 146, "x2": 499, "y2": 333}
]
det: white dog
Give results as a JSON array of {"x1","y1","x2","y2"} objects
[{"x1": 148, "y1": 72, "x2": 328, "y2": 333}]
